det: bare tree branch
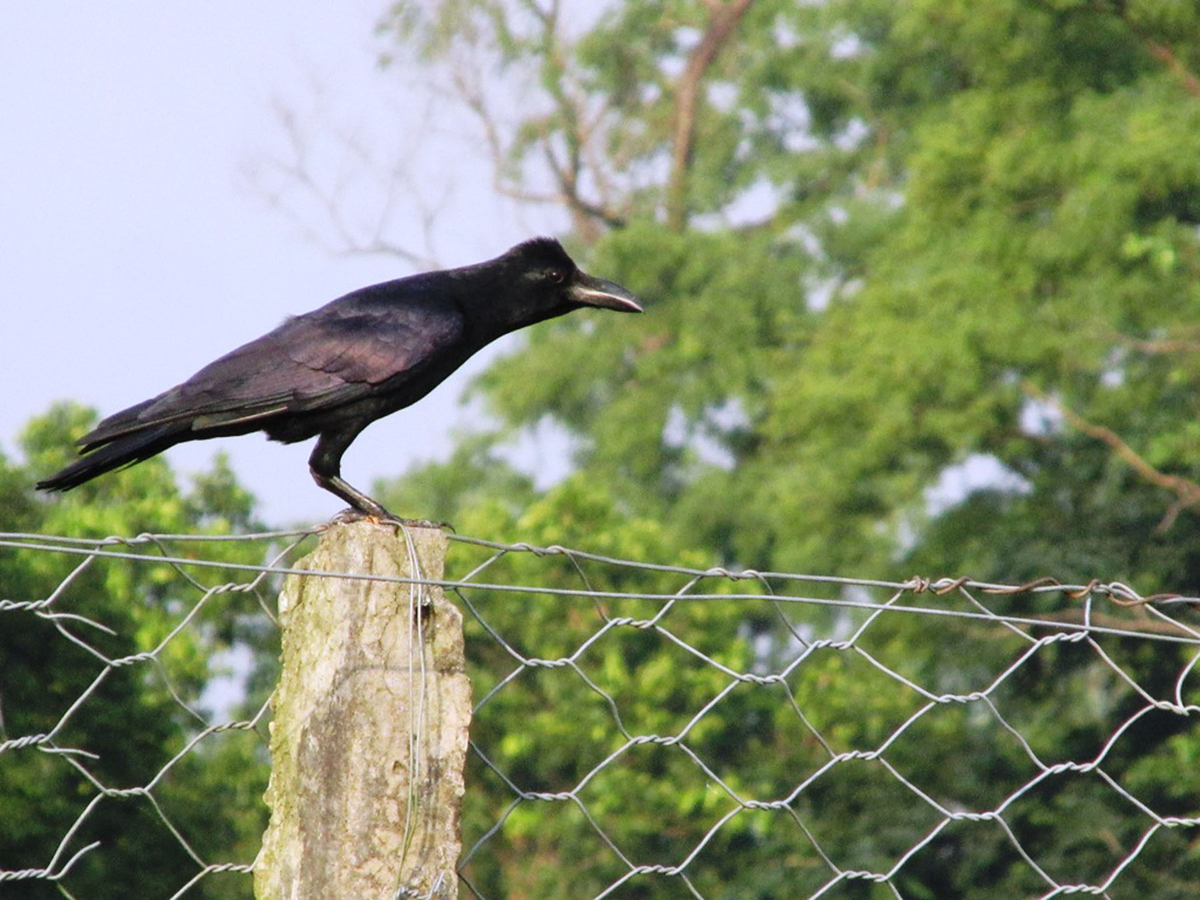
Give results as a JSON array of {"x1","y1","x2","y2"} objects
[
  {"x1": 531, "y1": 3, "x2": 626, "y2": 239},
  {"x1": 1022, "y1": 381, "x2": 1200, "y2": 533},
  {"x1": 246, "y1": 98, "x2": 441, "y2": 269},
  {"x1": 450, "y1": 64, "x2": 563, "y2": 210},
  {"x1": 1112, "y1": 4, "x2": 1200, "y2": 98},
  {"x1": 1118, "y1": 333, "x2": 1200, "y2": 355},
  {"x1": 1144, "y1": 38, "x2": 1200, "y2": 98},
  {"x1": 444, "y1": 2, "x2": 625, "y2": 241},
  {"x1": 666, "y1": 0, "x2": 756, "y2": 231},
  {"x1": 1017, "y1": 608, "x2": 1193, "y2": 637}
]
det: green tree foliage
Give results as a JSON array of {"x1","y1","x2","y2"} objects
[
  {"x1": 2, "y1": 404, "x2": 278, "y2": 899},
  {"x1": 384, "y1": 0, "x2": 1200, "y2": 576},
  {"x1": 376, "y1": 0, "x2": 1200, "y2": 894}
]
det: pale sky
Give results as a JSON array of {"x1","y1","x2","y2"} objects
[{"x1": 1, "y1": 3, "x2": 563, "y2": 525}]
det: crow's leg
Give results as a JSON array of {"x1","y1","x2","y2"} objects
[
  {"x1": 309, "y1": 431, "x2": 449, "y2": 529},
  {"x1": 309, "y1": 430, "x2": 393, "y2": 519}
]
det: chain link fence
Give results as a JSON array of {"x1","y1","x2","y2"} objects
[{"x1": 3, "y1": 527, "x2": 1199, "y2": 898}]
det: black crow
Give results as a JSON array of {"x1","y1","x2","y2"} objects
[{"x1": 37, "y1": 238, "x2": 642, "y2": 519}]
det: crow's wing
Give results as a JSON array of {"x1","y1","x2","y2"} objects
[{"x1": 83, "y1": 302, "x2": 465, "y2": 446}]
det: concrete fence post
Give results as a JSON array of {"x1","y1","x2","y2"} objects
[{"x1": 254, "y1": 521, "x2": 469, "y2": 899}]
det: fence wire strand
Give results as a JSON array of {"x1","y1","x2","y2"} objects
[{"x1": 2, "y1": 527, "x2": 1199, "y2": 898}]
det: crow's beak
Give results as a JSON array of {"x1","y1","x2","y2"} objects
[{"x1": 570, "y1": 272, "x2": 643, "y2": 313}]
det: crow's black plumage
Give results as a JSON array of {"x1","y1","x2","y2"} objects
[{"x1": 37, "y1": 238, "x2": 642, "y2": 518}]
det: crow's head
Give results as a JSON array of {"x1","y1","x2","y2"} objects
[{"x1": 507, "y1": 237, "x2": 643, "y2": 318}]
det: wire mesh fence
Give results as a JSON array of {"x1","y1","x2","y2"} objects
[
  {"x1": 2, "y1": 527, "x2": 1199, "y2": 898},
  {"x1": 0, "y1": 529, "x2": 311, "y2": 899}
]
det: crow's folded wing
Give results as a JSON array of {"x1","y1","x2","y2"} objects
[{"x1": 83, "y1": 303, "x2": 465, "y2": 446}]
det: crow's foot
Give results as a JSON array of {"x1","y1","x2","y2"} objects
[{"x1": 327, "y1": 507, "x2": 453, "y2": 531}]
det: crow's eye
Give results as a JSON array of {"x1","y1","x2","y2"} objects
[{"x1": 547, "y1": 268, "x2": 566, "y2": 284}]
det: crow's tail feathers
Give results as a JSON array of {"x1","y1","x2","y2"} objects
[{"x1": 36, "y1": 422, "x2": 188, "y2": 492}]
